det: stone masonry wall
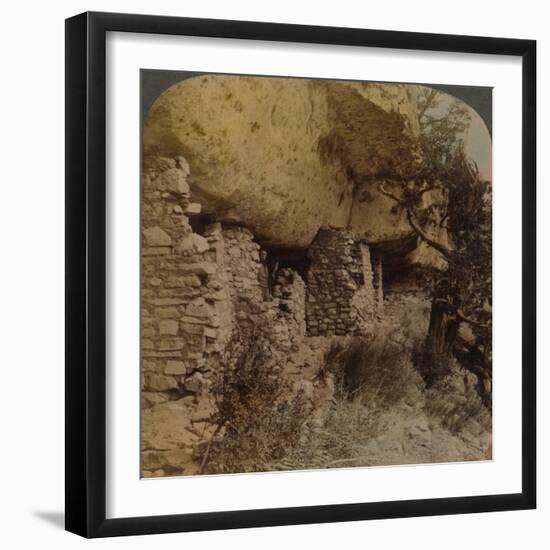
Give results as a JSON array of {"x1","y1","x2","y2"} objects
[
  {"x1": 141, "y1": 156, "x2": 235, "y2": 477},
  {"x1": 141, "y1": 157, "x2": 232, "y2": 403},
  {"x1": 140, "y1": 156, "x2": 309, "y2": 476},
  {"x1": 221, "y1": 226, "x2": 306, "y2": 353},
  {"x1": 306, "y1": 227, "x2": 378, "y2": 336}
]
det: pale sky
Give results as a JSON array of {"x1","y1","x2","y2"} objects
[
  {"x1": 427, "y1": 89, "x2": 492, "y2": 181},
  {"x1": 462, "y1": 105, "x2": 492, "y2": 181}
]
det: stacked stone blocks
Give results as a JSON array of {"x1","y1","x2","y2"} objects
[{"x1": 305, "y1": 226, "x2": 377, "y2": 336}]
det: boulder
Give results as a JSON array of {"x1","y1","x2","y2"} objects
[
  {"x1": 142, "y1": 399, "x2": 199, "y2": 457},
  {"x1": 165, "y1": 360, "x2": 187, "y2": 376},
  {"x1": 144, "y1": 75, "x2": 420, "y2": 248},
  {"x1": 154, "y1": 167, "x2": 190, "y2": 197},
  {"x1": 143, "y1": 226, "x2": 172, "y2": 247},
  {"x1": 143, "y1": 373, "x2": 179, "y2": 392},
  {"x1": 185, "y1": 372, "x2": 208, "y2": 394},
  {"x1": 177, "y1": 233, "x2": 210, "y2": 256},
  {"x1": 158, "y1": 319, "x2": 178, "y2": 336}
]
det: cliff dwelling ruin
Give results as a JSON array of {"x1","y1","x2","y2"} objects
[{"x1": 141, "y1": 74, "x2": 493, "y2": 477}]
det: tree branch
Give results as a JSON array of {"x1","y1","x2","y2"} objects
[
  {"x1": 379, "y1": 182, "x2": 453, "y2": 259},
  {"x1": 406, "y1": 209, "x2": 453, "y2": 259},
  {"x1": 198, "y1": 420, "x2": 226, "y2": 474},
  {"x1": 418, "y1": 89, "x2": 439, "y2": 122},
  {"x1": 434, "y1": 299, "x2": 490, "y2": 331},
  {"x1": 456, "y1": 309, "x2": 490, "y2": 330},
  {"x1": 464, "y1": 158, "x2": 479, "y2": 183},
  {"x1": 418, "y1": 182, "x2": 437, "y2": 197},
  {"x1": 378, "y1": 182, "x2": 402, "y2": 203}
]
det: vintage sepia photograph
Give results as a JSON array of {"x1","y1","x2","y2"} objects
[{"x1": 140, "y1": 72, "x2": 492, "y2": 478}]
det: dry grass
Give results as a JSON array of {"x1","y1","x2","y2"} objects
[{"x1": 273, "y1": 396, "x2": 390, "y2": 471}]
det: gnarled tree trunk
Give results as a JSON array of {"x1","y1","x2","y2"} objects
[{"x1": 421, "y1": 294, "x2": 459, "y2": 386}]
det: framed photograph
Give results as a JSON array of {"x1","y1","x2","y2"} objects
[{"x1": 65, "y1": 11, "x2": 536, "y2": 538}]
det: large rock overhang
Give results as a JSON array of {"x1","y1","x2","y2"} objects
[
  {"x1": 143, "y1": 75, "x2": 489, "y2": 279},
  {"x1": 143, "y1": 75, "x2": 421, "y2": 249}
]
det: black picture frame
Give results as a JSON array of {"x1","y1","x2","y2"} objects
[{"x1": 65, "y1": 11, "x2": 536, "y2": 538}]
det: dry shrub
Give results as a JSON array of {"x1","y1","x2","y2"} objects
[
  {"x1": 424, "y1": 361, "x2": 491, "y2": 435},
  {"x1": 322, "y1": 327, "x2": 421, "y2": 408},
  {"x1": 200, "y1": 331, "x2": 308, "y2": 474}
]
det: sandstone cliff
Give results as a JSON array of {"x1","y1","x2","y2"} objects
[{"x1": 144, "y1": 75, "x2": 427, "y2": 251}]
